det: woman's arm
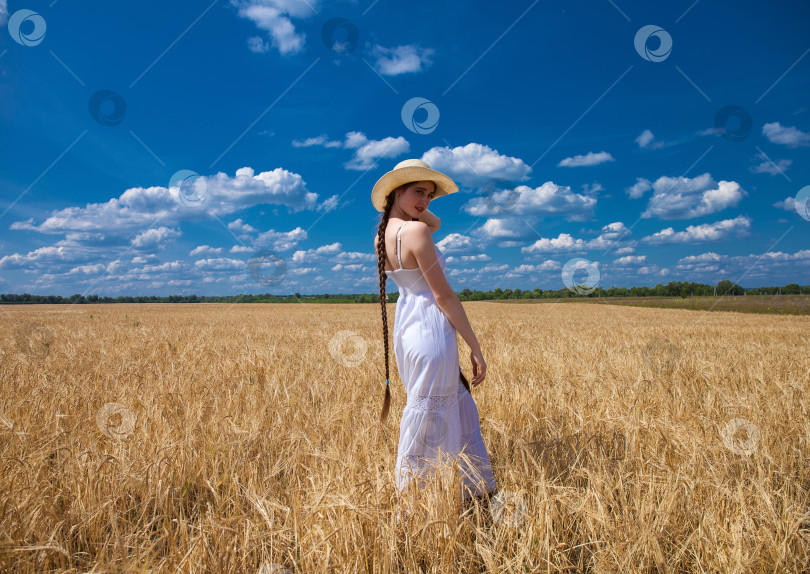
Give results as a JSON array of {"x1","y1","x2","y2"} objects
[{"x1": 418, "y1": 208, "x2": 441, "y2": 234}]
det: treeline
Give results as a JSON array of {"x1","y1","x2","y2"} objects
[{"x1": 2, "y1": 280, "x2": 808, "y2": 304}]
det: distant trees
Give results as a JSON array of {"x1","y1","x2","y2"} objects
[{"x1": 1, "y1": 280, "x2": 808, "y2": 304}]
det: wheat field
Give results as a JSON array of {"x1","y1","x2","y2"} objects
[{"x1": 0, "y1": 302, "x2": 808, "y2": 573}]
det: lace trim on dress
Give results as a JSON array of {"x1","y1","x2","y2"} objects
[{"x1": 405, "y1": 388, "x2": 462, "y2": 412}]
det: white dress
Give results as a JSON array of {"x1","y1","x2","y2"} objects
[{"x1": 385, "y1": 221, "x2": 497, "y2": 498}]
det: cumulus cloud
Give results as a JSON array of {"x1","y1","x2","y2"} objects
[
  {"x1": 194, "y1": 257, "x2": 247, "y2": 271},
  {"x1": 511, "y1": 260, "x2": 562, "y2": 274},
  {"x1": 614, "y1": 255, "x2": 646, "y2": 265},
  {"x1": 130, "y1": 227, "x2": 182, "y2": 249},
  {"x1": 749, "y1": 150, "x2": 792, "y2": 176},
  {"x1": 474, "y1": 217, "x2": 532, "y2": 240},
  {"x1": 343, "y1": 132, "x2": 410, "y2": 170},
  {"x1": 463, "y1": 181, "x2": 597, "y2": 222},
  {"x1": 520, "y1": 221, "x2": 636, "y2": 254},
  {"x1": 232, "y1": 0, "x2": 317, "y2": 56},
  {"x1": 254, "y1": 227, "x2": 308, "y2": 251},
  {"x1": 642, "y1": 215, "x2": 751, "y2": 244},
  {"x1": 228, "y1": 218, "x2": 258, "y2": 233},
  {"x1": 557, "y1": 151, "x2": 615, "y2": 167},
  {"x1": 640, "y1": 173, "x2": 747, "y2": 219},
  {"x1": 436, "y1": 233, "x2": 486, "y2": 254},
  {"x1": 292, "y1": 131, "x2": 409, "y2": 170},
  {"x1": 421, "y1": 143, "x2": 532, "y2": 188},
  {"x1": 10, "y1": 166, "x2": 335, "y2": 238},
  {"x1": 369, "y1": 44, "x2": 435, "y2": 75},
  {"x1": 762, "y1": 122, "x2": 810, "y2": 148},
  {"x1": 625, "y1": 177, "x2": 651, "y2": 199},
  {"x1": 190, "y1": 245, "x2": 223, "y2": 256}
]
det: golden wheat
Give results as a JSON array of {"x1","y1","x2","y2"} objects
[{"x1": 0, "y1": 302, "x2": 808, "y2": 573}]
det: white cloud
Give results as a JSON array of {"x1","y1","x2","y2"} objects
[
  {"x1": 762, "y1": 122, "x2": 810, "y2": 148},
  {"x1": 194, "y1": 257, "x2": 247, "y2": 271},
  {"x1": 642, "y1": 215, "x2": 751, "y2": 244},
  {"x1": 475, "y1": 217, "x2": 531, "y2": 240},
  {"x1": 233, "y1": 0, "x2": 317, "y2": 56},
  {"x1": 463, "y1": 182, "x2": 597, "y2": 222},
  {"x1": 625, "y1": 177, "x2": 651, "y2": 199},
  {"x1": 343, "y1": 131, "x2": 410, "y2": 170},
  {"x1": 292, "y1": 131, "x2": 409, "y2": 170},
  {"x1": 521, "y1": 221, "x2": 636, "y2": 254},
  {"x1": 436, "y1": 233, "x2": 485, "y2": 254},
  {"x1": 749, "y1": 150, "x2": 792, "y2": 176},
  {"x1": 10, "y1": 166, "x2": 336, "y2": 238},
  {"x1": 557, "y1": 151, "x2": 615, "y2": 167},
  {"x1": 773, "y1": 196, "x2": 797, "y2": 212},
  {"x1": 635, "y1": 129, "x2": 666, "y2": 149},
  {"x1": 512, "y1": 260, "x2": 562, "y2": 274},
  {"x1": 190, "y1": 245, "x2": 223, "y2": 256},
  {"x1": 228, "y1": 218, "x2": 258, "y2": 233},
  {"x1": 369, "y1": 44, "x2": 435, "y2": 76},
  {"x1": 246, "y1": 36, "x2": 270, "y2": 53},
  {"x1": 678, "y1": 252, "x2": 723, "y2": 264},
  {"x1": 614, "y1": 255, "x2": 646, "y2": 265},
  {"x1": 254, "y1": 227, "x2": 308, "y2": 251},
  {"x1": 291, "y1": 134, "x2": 343, "y2": 148},
  {"x1": 421, "y1": 143, "x2": 532, "y2": 188},
  {"x1": 130, "y1": 227, "x2": 182, "y2": 249},
  {"x1": 67, "y1": 263, "x2": 107, "y2": 275},
  {"x1": 640, "y1": 173, "x2": 747, "y2": 219}
]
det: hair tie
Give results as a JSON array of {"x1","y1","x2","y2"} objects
[{"x1": 386, "y1": 379, "x2": 390, "y2": 385}]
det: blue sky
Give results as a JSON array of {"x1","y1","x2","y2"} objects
[{"x1": 1, "y1": 0, "x2": 808, "y2": 296}]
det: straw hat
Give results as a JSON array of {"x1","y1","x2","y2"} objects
[{"x1": 371, "y1": 158, "x2": 459, "y2": 212}]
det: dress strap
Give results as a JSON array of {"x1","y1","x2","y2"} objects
[{"x1": 396, "y1": 221, "x2": 409, "y2": 270}]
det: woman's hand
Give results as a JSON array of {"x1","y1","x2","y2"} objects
[
  {"x1": 419, "y1": 208, "x2": 441, "y2": 234},
  {"x1": 470, "y1": 348, "x2": 487, "y2": 386}
]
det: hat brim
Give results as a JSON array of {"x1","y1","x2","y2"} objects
[{"x1": 371, "y1": 166, "x2": 459, "y2": 212}]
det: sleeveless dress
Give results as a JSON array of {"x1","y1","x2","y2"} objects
[{"x1": 385, "y1": 221, "x2": 497, "y2": 498}]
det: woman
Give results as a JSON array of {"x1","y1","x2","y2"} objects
[{"x1": 372, "y1": 158, "x2": 497, "y2": 503}]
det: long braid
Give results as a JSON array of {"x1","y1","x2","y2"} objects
[{"x1": 376, "y1": 190, "x2": 398, "y2": 423}]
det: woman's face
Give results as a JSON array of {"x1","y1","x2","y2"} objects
[{"x1": 396, "y1": 180, "x2": 436, "y2": 218}]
